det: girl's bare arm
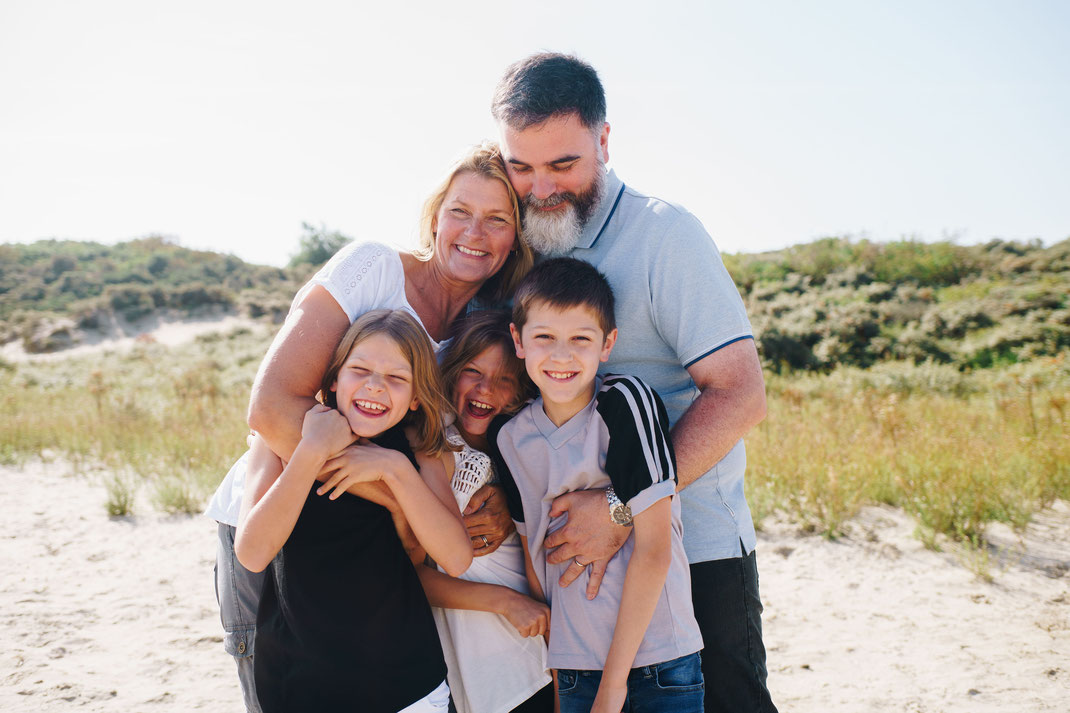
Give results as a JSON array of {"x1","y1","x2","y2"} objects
[
  {"x1": 235, "y1": 407, "x2": 353, "y2": 572},
  {"x1": 399, "y1": 448, "x2": 472, "y2": 576},
  {"x1": 415, "y1": 565, "x2": 549, "y2": 638},
  {"x1": 316, "y1": 441, "x2": 472, "y2": 576}
]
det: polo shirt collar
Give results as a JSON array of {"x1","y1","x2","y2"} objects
[
  {"x1": 576, "y1": 169, "x2": 625, "y2": 250},
  {"x1": 531, "y1": 375, "x2": 604, "y2": 448}
]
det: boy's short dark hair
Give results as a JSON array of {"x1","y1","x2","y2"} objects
[
  {"x1": 491, "y1": 52, "x2": 606, "y2": 131},
  {"x1": 512, "y1": 258, "x2": 616, "y2": 336}
]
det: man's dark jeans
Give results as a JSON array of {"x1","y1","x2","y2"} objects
[{"x1": 690, "y1": 546, "x2": 778, "y2": 713}]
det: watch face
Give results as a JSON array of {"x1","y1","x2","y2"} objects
[{"x1": 611, "y1": 505, "x2": 633, "y2": 526}]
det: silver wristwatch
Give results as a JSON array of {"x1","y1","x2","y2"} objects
[{"x1": 606, "y1": 486, "x2": 633, "y2": 526}]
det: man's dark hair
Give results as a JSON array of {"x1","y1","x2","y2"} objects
[
  {"x1": 512, "y1": 257, "x2": 616, "y2": 336},
  {"x1": 491, "y1": 52, "x2": 606, "y2": 131}
]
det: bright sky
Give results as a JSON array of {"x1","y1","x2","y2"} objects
[{"x1": 2, "y1": 0, "x2": 1068, "y2": 267}]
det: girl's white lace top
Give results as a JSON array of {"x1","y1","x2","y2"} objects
[{"x1": 446, "y1": 426, "x2": 494, "y2": 513}]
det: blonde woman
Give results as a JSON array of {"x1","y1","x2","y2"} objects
[{"x1": 205, "y1": 142, "x2": 532, "y2": 712}]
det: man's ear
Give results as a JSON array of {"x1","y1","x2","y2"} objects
[
  {"x1": 599, "y1": 327, "x2": 618, "y2": 362},
  {"x1": 599, "y1": 122, "x2": 610, "y2": 164},
  {"x1": 510, "y1": 322, "x2": 525, "y2": 358}
]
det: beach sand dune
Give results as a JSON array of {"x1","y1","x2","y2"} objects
[{"x1": 2, "y1": 460, "x2": 1067, "y2": 712}]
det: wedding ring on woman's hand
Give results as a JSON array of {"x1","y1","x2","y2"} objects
[{"x1": 480, "y1": 535, "x2": 490, "y2": 548}]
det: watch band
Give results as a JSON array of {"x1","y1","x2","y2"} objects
[{"x1": 606, "y1": 486, "x2": 633, "y2": 526}]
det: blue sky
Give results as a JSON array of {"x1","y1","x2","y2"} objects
[{"x1": 1, "y1": 0, "x2": 1067, "y2": 267}]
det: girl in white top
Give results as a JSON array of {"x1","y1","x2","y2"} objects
[{"x1": 415, "y1": 311, "x2": 553, "y2": 713}]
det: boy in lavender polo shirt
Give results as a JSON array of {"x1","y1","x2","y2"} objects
[{"x1": 488, "y1": 258, "x2": 703, "y2": 713}]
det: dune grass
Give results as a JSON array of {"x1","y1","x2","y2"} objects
[
  {"x1": 748, "y1": 358, "x2": 1070, "y2": 548},
  {"x1": 2, "y1": 331, "x2": 1066, "y2": 549},
  {"x1": 0, "y1": 327, "x2": 272, "y2": 514}
]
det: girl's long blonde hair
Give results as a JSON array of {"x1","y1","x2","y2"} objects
[{"x1": 320, "y1": 309, "x2": 451, "y2": 457}]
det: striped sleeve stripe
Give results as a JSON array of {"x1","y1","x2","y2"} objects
[{"x1": 601, "y1": 376, "x2": 675, "y2": 485}]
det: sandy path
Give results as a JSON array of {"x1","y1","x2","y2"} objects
[
  {"x1": 2, "y1": 461, "x2": 1067, "y2": 712},
  {"x1": 0, "y1": 314, "x2": 259, "y2": 363}
]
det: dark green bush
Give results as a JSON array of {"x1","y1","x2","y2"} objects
[{"x1": 736, "y1": 237, "x2": 1069, "y2": 373}]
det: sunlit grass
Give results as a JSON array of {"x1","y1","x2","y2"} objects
[
  {"x1": 749, "y1": 358, "x2": 1070, "y2": 546},
  {"x1": 2, "y1": 330, "x2": 1067, "y2": 553},
  {"x1": 0, "y1": 326, "x2": 273, "y2": 513}
]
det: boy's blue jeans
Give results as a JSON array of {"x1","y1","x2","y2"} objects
[{"x1": 556, "y1": 652, "x2": 704, "y2": 713}]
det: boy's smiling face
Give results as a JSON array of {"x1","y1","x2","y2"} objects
[{"x1": 511, "y1": 300, "x2": 617, "y2": 427}]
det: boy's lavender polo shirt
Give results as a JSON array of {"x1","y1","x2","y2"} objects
[{"x1": 567, "y1": 169, "x2": 757, "y2": 563}]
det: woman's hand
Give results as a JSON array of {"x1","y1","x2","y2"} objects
[
  {"x1": 500, "y1": 590, "x2": 550, "y2": 638},
  {"x1": 300, "y1": 404, "x2": 354, "y2": 461},
  {"x1": 463, "y1": 484, "x2": 515, "y2": 556},
  {"x1": 316, "y1": 439, "x2": 402, "y2": 500}
]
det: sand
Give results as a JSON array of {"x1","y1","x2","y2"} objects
[
  {"x1": 0, "y1": 314, "x2": 259, "y2": 363},
  {"x1": 2, "y1": 460, "x2": 1067, "y2": 712}
]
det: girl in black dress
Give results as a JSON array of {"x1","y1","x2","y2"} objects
[{"x1": 235, "y1": 309, "x2": 472, "y2": 713}]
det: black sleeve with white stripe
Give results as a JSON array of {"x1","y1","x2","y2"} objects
[{"x1": 596, "y1": 375, "x2": 678, "y2": 506}]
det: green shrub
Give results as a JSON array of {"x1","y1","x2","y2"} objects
[{"x1": 288, "y1": 222, "x2": 352, "y2": 269}]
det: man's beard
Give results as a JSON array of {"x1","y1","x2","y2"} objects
[{"x1": 521, "y1": 161, "x2": 607, "y2": 256}]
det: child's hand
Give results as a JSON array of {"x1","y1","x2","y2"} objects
[
  {"x1": 316, "y1": 439, "x2": 401, "y2": 499},
  {"x1": 300, "y1": 404, "x2": 354, "y2": 459},
  {"x1": 590, "y1": 681, "x2": 627, "y2": 713},
  {"x1": 501, "y1": 590, "x2": 550, "y2": 638}
]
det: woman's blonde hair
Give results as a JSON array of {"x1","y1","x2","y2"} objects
[
  {"x1": 414, "y1": 141, "x2": 533, "y2": 303},
  {"x1": 440, "y1": 310, "x2": 534, "y2": 416},
  {"x1": 319, "y1": 309, "x2": 452, "y2": 457}
]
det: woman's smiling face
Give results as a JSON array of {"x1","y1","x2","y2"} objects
[
  {"x1": 452, "y1": 343, "x2": 520, "y2": 443},
  {"x1": 331, "y1": 333, "x2": 418, "y2": 438},
  {"x1": 432, "y1": 172, "x2": 517, "y2": 287}
]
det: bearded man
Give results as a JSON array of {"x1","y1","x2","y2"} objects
[{"x1": 489, "y1": 53, "x2": 777, "y2": 713}]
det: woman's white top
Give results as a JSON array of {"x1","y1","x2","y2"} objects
[
  {"x1": 204, "y1": 241, "x2": 441, "y2": 526},
  {"x1": 431, "y1": 426, "x2": 551, "y2": 713}
]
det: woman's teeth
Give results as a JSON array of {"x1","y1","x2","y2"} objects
[{"x1": 457, "y1": 245, "x2": 488, "y2": 257}]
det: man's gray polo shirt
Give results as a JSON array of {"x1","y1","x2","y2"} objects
[{"x1": 567, "y1": 169, "x2": 757, "y2": 563}]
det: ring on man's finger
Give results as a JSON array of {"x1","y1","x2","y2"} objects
[
  {"x1": 480, "y1": 535, "x2": 490, "y2": 548},
  {"x1": 571, "y1": 558, "x2": 586, "y2": 568}
]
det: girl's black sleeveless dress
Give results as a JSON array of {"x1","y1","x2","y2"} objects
[{"x1": 254, "y1": 424, "x2": 447, "y2": 712}]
